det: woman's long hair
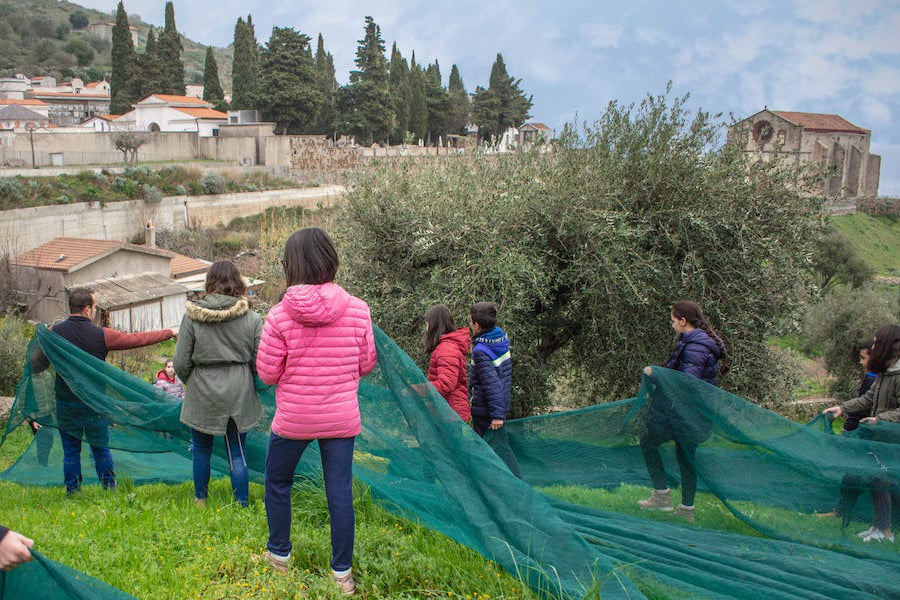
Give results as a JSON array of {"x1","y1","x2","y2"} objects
[
  {"x1": 205, "y1": 260, "x2": 247, "y2": 299},
  {"x1": 866, "y1": 325, "x2": 900, "y2": 374},
  {"x1": 424, "y1": 304, "x2": 456, "y2": 354},
  {"x1": 671, "y1": 300, "x2": 729, "y2": 375}
]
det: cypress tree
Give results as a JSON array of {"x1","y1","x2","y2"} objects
[
  {"x1": 407, "y1": 53, "x2": 427, "y2": 142},
  {"x1": 334, "y1": 16, "x2": 393, "y2": 146},
  {"x1": 425, "y1": 61, "x2": 451, "y2": 145},
  {"x1": 134, "y1": 27, "x2": 163, "y2": 100},
  {"x1": 231, "y1": 15, "x2": 260, "y2": 110},
  {"x1": 157, "y1": 1, "x2": 185, "y2": 95},
  {"x1": 258, "y1": 27, "x2": 322, "y2": 134},
  {"x1": 109, "y1": 1, "x2": 136, "y2": 114},
  {"x1": 473, "y1": 53, "x2": 532, "y2": 142},
  {"x1": 388, "y1": 42, "x2": 409, "y2": 144},
  {"x1": 448, "y1": 64, "x2": 469, "y2": 135},
  {"x1": 313, "y1": 33, "x2": 337, "y2": 135},
  {"x1": 202, "y1": 46, "x2": 227, "y2": 111}
]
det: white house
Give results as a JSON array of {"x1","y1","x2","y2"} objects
[
  {"x1": 81, "y1": 113, "x2": 122, "y2": 132},
  {"x1": 117, "y1": 94, "x2": 228, "y2": 137}
]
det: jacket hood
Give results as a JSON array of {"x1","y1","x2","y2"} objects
[
  {"x1": 681, "y1": 328, "x2": 722, "y2": 358},
  {"x1": 886, "y1": 357, "x2": 900, "y2": 374},
  {"x1": 281, "y1": 282, "x2": 352, "y2": 327},
  {"x1": 440, "y1": 328, "x2": 471, "y2": 355},
  {"x1": 185, "y1": 295, "x2": 250, "y2": 323},
  {"x1": 473, "y1": 326, "x2": 510, "y2": 359},
  {"x1": 156, "y1": 370, "x2": 176, "y2": 383}
]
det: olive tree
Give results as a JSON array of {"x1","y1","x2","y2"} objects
[{"x1": 335, "y1": 88, "x2": 825, "y2": 415}]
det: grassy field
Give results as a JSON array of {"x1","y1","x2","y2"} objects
[
  {"x1": 830, "y1": 213, "x2": 900, "y2": 276},
  {"x1": 0, "y1": 425, "x2": 543, "y2": 600}
]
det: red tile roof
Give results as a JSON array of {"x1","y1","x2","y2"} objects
[
  {"x1": 166, "y1": 253, "x2": 210, "y2": 278},
  {"x1": 0, "y1": 99, "x2": 47, "y2": 106},
  {"x1": 149, "y1": 94, "x2": 211, "y2": 105},
  {"x1": 85, "y1": 82, "x2": 107, "y2": 89},
  {"x1": 772, "y1": 111, "x2": 869, "y2": 134},
  {"x1": 174, "y1": 107, "x2": 228, "y2": 120},
  {"x1": 529, "y1": 122, "x2": 551, "y2": 130}
]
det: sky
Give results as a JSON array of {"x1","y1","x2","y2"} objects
[{"x1": 78, "y1": 0, "x2": 900, "y2": 195}]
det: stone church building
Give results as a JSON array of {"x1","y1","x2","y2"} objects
[{"x1": 729, "y1": 109, "x2": 880, "y2": 199}]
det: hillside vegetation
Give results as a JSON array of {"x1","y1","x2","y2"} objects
[
  {"x1": 0, "y1": 0, "x2": 232, "y2": 90},
  {"x1": 830, "y1": 213, "x2": 900, "y2": 276}
]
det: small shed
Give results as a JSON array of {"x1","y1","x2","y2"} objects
[{"x1": 72, "y1": 273, "x2": 190, "y2": 331}]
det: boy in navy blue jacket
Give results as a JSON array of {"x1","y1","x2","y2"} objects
[{"x1": 468, "y1": 302, "x2": 521, "y2": 477}]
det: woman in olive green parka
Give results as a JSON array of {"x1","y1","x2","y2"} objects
[{"x1": 174, "y1": 260, "x2": 262, "y2": 507}]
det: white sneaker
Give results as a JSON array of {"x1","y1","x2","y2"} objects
[{"x1": 857, "y1": 527, "x2": 877, "y2": 539}]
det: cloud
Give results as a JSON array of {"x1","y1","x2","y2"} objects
[
  {"x1": 581, "y1": 23, "x2": 622, "y2": 49},
  {"x1": 860, "y1": 97, "x2": 892, "y2": 125},
  {"x1": 870, "y1": 141, "x2": 900, "y2": 196},
  {"x1": 792, "y1": 0, "x2": 883, "y2": 24}
]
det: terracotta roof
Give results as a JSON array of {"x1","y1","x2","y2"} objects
[
  {"x1": 0, "y1": 99, "x2": 47, "y2": 106},
  {"x1": 85, "y1": 82, "x2": 107, "y2": 89},
  {"x1": 93, "y1": 114, "x2": 122, "y2": 121},
  {"x1": 528, "y1": 122, "x2": 551, "y2": 130},
  {"x1": 772, "y1": 111, "x2": 869, "y2": 134},
  {"x1": 11, "y1": 238, "x2": 171, "y2": 273},
  {"x1": 147, "y1": 94, "x2": 211, "y2": 105},
  {"x1": 173, "y1": 107, "x2": 228, "y2": 120}
]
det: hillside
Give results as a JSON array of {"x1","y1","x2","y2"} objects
[
  {"x1": 0, "y1": 0, "x2": 232, "y2": 91},
  {"x1": 830, "y1": 213, "x2": 900, "y2": 276}
]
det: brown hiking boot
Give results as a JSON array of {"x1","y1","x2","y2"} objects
[
  {"x1": 637, "y1": 489, "x2": 673, "y2": 511},
  {"x1": 265, "y1": 551, "x2": 289, "y2": 574},
  {"x1": 814, "y1": 510, "x2": 839, "y2": 518},
  {"x1": 332, "y1": 570, "x2": 356, "y2": 595},
  {"x1": 675, "y1": 504, "x2": 695, "y2": 522}
]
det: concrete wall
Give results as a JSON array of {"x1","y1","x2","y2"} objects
[{"x1": 0, "y1": 186, "x2": 345, "y2": 256}]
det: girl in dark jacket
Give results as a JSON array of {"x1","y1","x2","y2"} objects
[
  {"x1": 424, "y1": 305, "x2": 471, "y2": 421},
  {"x1": 638, "y1": 301, "x2": 727, "y2": 521}
]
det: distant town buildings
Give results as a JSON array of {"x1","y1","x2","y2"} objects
[
  {"x1": 729, "y1": 109, "x2": 880, "y2": 199},
  {"x1": 0, "y1": 74, "x2": 111, "y2": 127},
  {"x1": 87, "y1": 21, "x2": 140, "y2": 46}
]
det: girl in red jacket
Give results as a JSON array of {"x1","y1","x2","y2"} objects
[{"x1": 424, "y1": 304, "x2": 471, "y2": 421}]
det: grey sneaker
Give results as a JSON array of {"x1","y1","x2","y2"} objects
[
  {"x1": 857, "y1": 527, "x2": 877, "y2": 539},
  {"x1": 675, "y1": 504, "x2": 695, "y2": 522},
  {"x1": 637, "y1": 489, "x2": 673, "y2": 511},
  {"x1": 332, "y1": 570, "x2": 356, "y2": 595},
  {"x1": 265, "y1": 551, "x2": 289, "y2": 574}
]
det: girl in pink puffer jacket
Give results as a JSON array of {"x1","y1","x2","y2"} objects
[{"x1": 256, "y1": 227, "x2": 376, "y2": 596}]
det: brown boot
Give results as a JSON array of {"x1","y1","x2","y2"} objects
[
  {"x1": 675, "y1": 504, "x2": 695, "y2": 522},
  {"x1": 332, "y1": 569, "x2": 356, "y2": 595},
  {"x1": 637, "y1": 489, "x2": 673, "y2": 511},
  {"x1": 265, "y1": 551, "x2": 289, "y2": 574}
]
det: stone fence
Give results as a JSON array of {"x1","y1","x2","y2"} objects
[{"x1": 0, "y1": 185, "x2": 345, "y2": 256}]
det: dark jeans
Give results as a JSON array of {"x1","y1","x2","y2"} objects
[
  {"x1": 191, "y1": 420, "x2": 249, "y2": 506},
  {"x1": 265, "y1": 434, "x2": 355, "y2": 572},
  {"x1": 58, "y1": 415, "x2": 115, "y2": 493},
  {"x1": 472, "y1": 415, "x2": 523, "y2": 478},
  {"x1": 640, "y1": 429, "x2": 699, "y2": 506},
  {"x1": 839, "y1": 474, "x2": 898, "y2": 530}
]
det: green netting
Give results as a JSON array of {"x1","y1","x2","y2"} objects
[
  {"x1": 0, "y1": 550, "x2": 135, "y2": 600},
  {"x1": 3, "y1": 324, "x2": 900, "y2": 599}
]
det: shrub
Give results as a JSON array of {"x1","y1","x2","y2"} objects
[
  {"x1": 856, "y1": 197, "x2": 900, "y2": 216},
  {"x1": 812, "y1": 229, "x2": 874, "y2": 292},
  {"x1": 0, "y1": 313, "x2": 34, "y2": 396},
  {"x1": 173, "y1": 185, "x2": 187, "y2": 196},
  {"x1": 0, "y1": 178, "x2": 25, "y2": 208},
  {"x1": 803, "y1": 285, "x2": 900, "y2": 399},
  {"x1": 55, "y1": 195, "x2": 70, "y2": 204},
  {"x1": 141, "y1": 184, "x2": 163, "y2": 204},
  {"x1": 202, "y1": 173, "x2": 227, "y2": 195},
  {"x1": 337, "y1": 88, "x2": 825, "y2": 415}
]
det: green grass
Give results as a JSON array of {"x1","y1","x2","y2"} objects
[
  {"x1": 830, "y1": 213, "x2": 900, "y2": 276},
  {"x1": 0, "y1": 424, "x2": 541, "y2": 600}
]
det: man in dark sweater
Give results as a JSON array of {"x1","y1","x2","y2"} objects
[
  {"x1": 34, "y1": 287, "x2": 176, "y2": 494},
  {"x1": 0, "y1": 525, "x2": 33, "y2": 571}
]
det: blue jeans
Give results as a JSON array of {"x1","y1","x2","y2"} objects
[
  {"x1": 265, "y1": 434, "x2": 355, "y2": 571},
  {"x1": 191, "y1": 420, "x2": 249, "y2": 507},
  {"x1": 58, "y1": 415, "x2": 115, "y2": 494}
]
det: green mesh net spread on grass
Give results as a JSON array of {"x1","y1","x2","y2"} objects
[{"x1": 2, "y1": 324, "x2": 899, "y2": 599}]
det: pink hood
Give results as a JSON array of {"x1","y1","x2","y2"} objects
[{"x1": 256, "y1": 282, "x2": 377, "y2": 440}]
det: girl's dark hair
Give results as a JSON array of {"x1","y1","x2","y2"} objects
[
  {"x1": 205, "y1": 260, "x2": 246, "y2": 298},
  {"x1": 283, "y1": 227, "x2": 339, "y2": 286},
  {"x1": 866, "y1": 325, "x2": 900, "y2": 374},
  {"x1": 671, "y1": 300, "x2": 730, "y2": 375},
  {"x1": 424, "y1": 304, "x2": 456, "y2": 353},
  {"x1": 470, "y1": 302, "x2": 498, "y2": 330}
]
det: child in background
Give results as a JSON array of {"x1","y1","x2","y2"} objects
[
  {"x1": 468, "y1": 301, "x2": 521, "y2": 477},
  {"x1": 844, "y1": 341, "x2": 877, "y2": 432},
  {"x1": 424, "y1": 305, "x2": 471, "y2": 421},
  {"x1": 153, "y1": 359, "x2": 185, "y2": 400}
]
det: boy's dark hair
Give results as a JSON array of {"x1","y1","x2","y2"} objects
[
  {"x1": 866, "y1": 324, "x2": 900, "y2": 374},
  {"x1": 68, "y1": 287, "x2": 95, "y2": 314},
  {"x1": 424, "y1": 304, "x2": 456, "y2": 353},
  {"x1": 205, "y1": 260, "x2": 247, "y2": 298},
  {"x1": 283, "y1": 227, "x2": 339, "y2": 286},
  {"x1": 857, "y1": 340, "x2": 874, "y2": 353},
  {"x1": 671, "y1": 300, "x2": 730, "y2": 375},
  {"x1": 470, "y1": 302, "x2": 498, "y2": 331}
]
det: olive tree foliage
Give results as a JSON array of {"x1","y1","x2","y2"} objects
[
  {"x1": 811, "y1": 228, "x2": 874, "y2": 292},
  {"x1": 335, "y1": 89, "x2": 825, "y2": 415},
  {"x1": 803, "y1": 286, "x2": 900, "y2": 400}
]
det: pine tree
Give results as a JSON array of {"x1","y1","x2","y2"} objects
[
  {"x1": 202, "y1": 47, "x2": 227, "y2": 111},
  {"x1": 109, "y1": 1, "x2": 136, "y2": 114},
  {"x1": 259, "y1": 27, "x2": 322, "y2": 134},
  {"x1": 334, "y1": 17, "x2": 393, "y2": 146},
  {"x1": 407, "y1": 53, "x2": 427, "y2": 142},
  {"x1": 425, "y1": 61, "x2": 451, "y2": 145},
  {"x1": 388, "y1": 42, "x2": 409, "y2": 144},
  {"x1": 313, "y1": 33, "x2": 337, "y2": 136},
  {"x1": 473, "y1": 53, "x2": 532, "y2": 142},
  {"x1": 448, "y1": 64, "x2": 470, "y2": 135},
  {"x1": 157, "y1": 1, "x2": 185, "y2": 95},
  {"x1": 231, "y1": 16, "x2": 260, "y2": 110}
]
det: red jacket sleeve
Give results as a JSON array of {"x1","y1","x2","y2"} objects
[{"x1": 103, "y1": 328, "x2": 174, "y2": 351}]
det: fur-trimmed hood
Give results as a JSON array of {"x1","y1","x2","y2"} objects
[{"x1": 185, "y1": 294, "x2": 250, "y2": 323}]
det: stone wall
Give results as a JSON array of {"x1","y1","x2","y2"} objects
[{"x1": 0, "y1": 185, "x2": 345, "y2": 256}]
